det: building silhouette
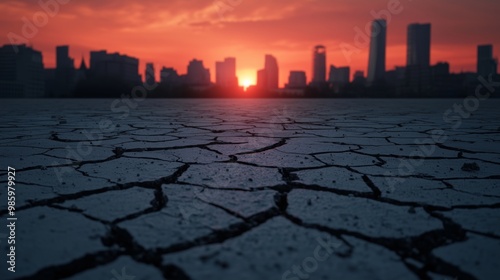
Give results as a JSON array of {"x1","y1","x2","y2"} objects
[
  {"x1": 329, "y1": 65, "x2": 350, "y2": 85},
  {"x1": 157, "y1": 67, "x2": 182, "y2": 94},
  {"x1": 56, "y1": 46, "x2": 74, "y2": 69},
  {"x1": 405, "y1": 23, "x2": 432, "y2": 95},
  {"x1": 432, "y1": 62, "x2": 450, "y2": 78},
  {"x1": 328, "y1": 65, "x2": 350, "y2": 94},
  {"x1": 186, "y1": 59, "x2": 210, "y2": 86},
  {"x1": 145, "y1": 63, "x2": 155, "y2": 85},
  {"x1": 257, "y1": 55, "x2": 279, "y2": 90},
  {"x1": 89, "y1": 50, "x2": 141, "y2": 84},
  {"x1": 286, "y1": 71, "x2": 307, "y2": 89},
  {"x1": 312, "y1": 45, "x2": 326, "y2": 84},
  {"x1": 159, "y1": 67, "x2": 181, "y2": 89},
  {"x1": 265, "y1": 55, "x2": 279, "y2": 89},
  {"x1": 160, "y1": 67, "x2": 179, "y2": 83},
  {"x1": 0, "y1": 44, "x2": 44, "y2": 98},
  {"x1": 477, "y1": 45, "x2": 498, "y2": 78},
  {"x1": 55, "y1": 45, "x2": 75, "y2": 97},
  {"x1": 215, "y1": 57, "x2": 238, "y2": 88},
  {"x1": 407, "y1": 23, "x2": 431, "y2": 67},
  {"x1": 367, "y1": 19, "x2": 387, "y2": 84}
]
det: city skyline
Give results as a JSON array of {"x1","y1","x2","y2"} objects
[
  {"x1": 1, "y1": 0, "x2": 500, "y2": 87},
  {"x1": 4, "y1": 30, "x2": 497, "y2": 88}
]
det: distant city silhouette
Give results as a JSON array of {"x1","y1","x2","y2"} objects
[{"x1": 0, "y1": 20, "x2": 498, "y2": 98}]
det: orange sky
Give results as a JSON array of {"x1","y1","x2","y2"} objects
[{"x1": 1, "y1": 0, "x2": 500, "y2": 87}]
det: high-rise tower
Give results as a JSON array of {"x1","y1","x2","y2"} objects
[
  {"x1": 312, "y1": 45, "x2": 326, "y2": 84},
  {"x1": 407, "y1": 23, "x2": 431, "y2": 67},
  {"x1": 367, "y1": 19, "x2": 387, "y2": 84},
  {"x1": 477, "y1": 45, "x2": 497, "y2": 77}
]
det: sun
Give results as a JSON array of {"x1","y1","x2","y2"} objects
[
  {"x1": 242, "y1": 79, "x2": 252, "y2": 91},
  {"x1": 237, "y1": 69, "x2": 256, "y2": 91}
]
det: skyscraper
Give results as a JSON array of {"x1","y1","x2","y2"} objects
[
  {"x1": 477, "y1": 45, "x2": 498, "y2": 77},
  {"x1": 145, "y1": 63, "x2": 155, "y2": 85},
  {"x1": 406, "y1": 23, "x2": 432, "y2": 95},
  {"x1": 407, "y1": 23, "x2": 431, "y2": 67},
  {"x1": 256, "y1": 55, "x2": 279, "y2": 90},
  {"x1": 215, "y1": 57, "x2": 238, "y2": 87},
  {"x1": 0, "y1": 44, "x2": 44, "y2": 98},
  {"x1": 56, "y1": 46, "x2": 74, "y2": 69},
  {"x1": 265, "y1": 55, "x2": 279, "y2": 89},
  {"x1": 55, "y1": 45, "x2": 75, "y2": 97},
  {"x1": 367, "y1": 19, "x2": 387, "y2": 84},
  {"x1": 312, "y1": 45, "x2": 326, "y2": 84}
]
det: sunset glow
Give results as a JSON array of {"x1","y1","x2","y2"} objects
[
  {"x1": 241, "y1": 79, "x2": 252, "y2": 91},
  {"x1": 237, "y1": 68, "x2": 256, "y2": 90}
]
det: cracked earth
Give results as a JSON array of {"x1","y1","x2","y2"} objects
[{"x1": 0, "y1": 99, "x2": 499, "y2": 280}]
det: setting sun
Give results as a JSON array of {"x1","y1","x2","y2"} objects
[
  {"x1": 241, "y1": 79, "x2": 252, "y2": 90},
  {"x1": 237, "y1": 69, "x2": 256, "y2": 91}
]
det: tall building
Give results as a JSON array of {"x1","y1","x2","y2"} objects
[
  {"x1": 257, "y1": 69, "x2": 267, "y2": 89},
  {"x1": 89, "y1": 50, "x2": 141, "y2": 84},
  {"x1": 186, "y1": 59, "x2": 210, "y2": 86},
  {"x1": 265, "y1": 55, "x2": 279, "y2": 89},
  {"x1": 407, "y1": 23, "x2": 431, "y2": 67},
  {"x1": 145, "y1": 63, "x2": 155, "y2": 85},
  {"x1": 477, "y1": 45, "x2": 498, "y2": 77},
  {"x1": 215, "y1": 57, "x2": 238, "y2": 87},
  {"x1": 56, "y1": 46, "x2": 74, "y2": 69},
  {"x1": 0, "y1": 44, "x2": 44, "y2": 98},
  {"x1": 367, "y1": 19, "x2": 387, "y2": 84},
  {"x1": 312, "y1": 45, "x2": 326, "y2": 84},
  {"x1": 286, "y1": 71, "x2": 307, "y2": 89},
  {"x1": 406, "y1": 23, "x2": 432, "y2": 95},
  {"x1": 55, "y1": 45, "x2": 75, "y2": 97}
]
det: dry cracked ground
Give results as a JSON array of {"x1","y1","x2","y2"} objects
[{"x1": 0, "y1": 99, "x2": 499, "y2": 280}]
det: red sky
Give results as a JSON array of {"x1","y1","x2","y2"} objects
[{"x1": 1, "y1": 0, "x2": 499, "y2": 87}]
